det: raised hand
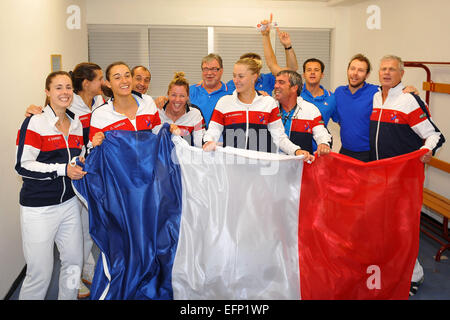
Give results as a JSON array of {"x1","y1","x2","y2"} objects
[
  {"x1": 276, "y1": 27, "x2": 292, "y2": 49},
  {"x1": 259, "y1": 13, "x2": 274, "y2": 36}
]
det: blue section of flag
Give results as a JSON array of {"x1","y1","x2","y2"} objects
[{"x1": 73, "y1": 124, "x2": 182, "y2": 300}]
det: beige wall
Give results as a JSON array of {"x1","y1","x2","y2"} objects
[
  {"x1": 86, "y1": 0, "x2": 336, "y2": 28},
  {"x1": 0, "y1": 0, "x2": 87, "y2": 297}
]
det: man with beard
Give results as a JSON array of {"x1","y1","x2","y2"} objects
[
  {"x1": 334, "y1": 54, "x2": 377, "y2": 162},
  {"x1": 334, "y1": 54, "x2": 417, "y2": 162},
  {"x1": 155, "y1": 54, "x2": 232, "y2": 129}
]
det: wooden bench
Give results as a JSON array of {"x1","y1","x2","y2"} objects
[{"x1": 420, "y1": 157, "x2": 450, "y2": 262}]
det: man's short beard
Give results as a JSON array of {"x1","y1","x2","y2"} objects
[{"x1": 348, "y1": 79, "x2": 365, "y2": 89}]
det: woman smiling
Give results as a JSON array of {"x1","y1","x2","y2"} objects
[
  {"x1": 89, "y1": 61, "x2": 179, "y2": 148},
  {"x1": 159, "y1": 72, "x2": 205, "y2": 148},
  {"x1": 203, "y1": 58, "x2": 313, "y2": 161},
  {"x1": 15, "y1": 71, "x2": 86, "y2": 300}
]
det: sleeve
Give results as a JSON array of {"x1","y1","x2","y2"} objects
[
  {"x1": 203, "y1": 103, "x2": 225, "y2": 143},
  {"x1": 147, "y1": 98, "x2": 163, "y2": 135},
  {"x1": 408, "y1": 94, "x2": 445, "y2": 154},
  {"x1": 151, "y1": 110, "x2": 163, "y2": 135},
  {"x1": 88, "y1": 109, "x2": 103, "y2": 143},
  {"x1": 192, "y1": 113, "x2": 206, "y2": 148},
  {"x1": 15, "y1": 117, "x2": 66, "y2": 180},
  {"x1": 331, "y1": 89, "x2": 341, "y2": 124},
  {"x1": 87, "y1": 112, "x2": 102, "y2": 152},
  {"x1": 329, "y1": 94, "x2": 339, "y2": 124},
  {"x1": 312, "y1": 117, "x2": 332, "y2": 147}
]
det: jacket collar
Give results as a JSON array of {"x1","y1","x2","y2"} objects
[
  {"x1": 43, "y1": 105, "x2": 76, "y2": 129},
  {"x1": 302, "y1": 84, "x2": 329, "y2": 100},
  {"x1": 379, "y1": 81, "x2": 404, "y2": 96},
  {"x1": 196, "y1": 81, "x2": 228, "y2": 93}
]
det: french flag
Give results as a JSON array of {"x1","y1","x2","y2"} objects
[{"x1": 73, "y1": 124, "x2": 424, "y2": 300}]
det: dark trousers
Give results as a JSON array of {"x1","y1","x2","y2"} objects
[{"x1": 339, "y1": 146, "x2": 371, "y2": 162}]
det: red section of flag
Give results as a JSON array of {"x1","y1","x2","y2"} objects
[{"x1": 298, "y1": 150, "x2": 426, "y2": 300}]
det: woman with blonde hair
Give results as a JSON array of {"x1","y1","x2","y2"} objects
[
  {"x1": 158, "y1": 72, "x2": 205, "y2": 148},
  {"x1": 203, "y1": 58, "x2": 313, "y2": 161}
]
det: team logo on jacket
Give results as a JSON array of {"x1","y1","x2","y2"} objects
[
  {"x1": 304, "y1": 123, "x2": 311, "y2": 133},
  {"x1": 144, "y1": 118, "x2": 152, "y2": 128},
  {"x1": 48, "y1": 136, "x2": 63, "y2": 148},
  {"x1": 258, "y1": 114, "x2": 266, "y2": 124},
  {"x1": 390, "y1": 113, "x2": 399, "y2": 123},
  {"x1": 113, "y1": 122, "x2": 126, "y2": 129},
  {"x1": 225, "y1": 112, "x2": 244, "y2": 125}
]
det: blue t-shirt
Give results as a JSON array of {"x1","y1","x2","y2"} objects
[
  {"x1": 300, "y1": 84, "x2": 337, "y2": 126},
  {"x1": 189, "y1": 81, "x2": 233, "y2": 128},
  {"x1": 227, "y1": 73, "x2": 276, "y2": 96},
  {"x1": 300, "y1": 84, "x2": 337, "y2": 152},
  {"x1": 334, "y1": 82, "x2": 379, "y2": 152}
]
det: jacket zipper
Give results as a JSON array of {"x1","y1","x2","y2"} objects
[
  {"x1": 245, "y1": 107, "x2": 249, "y2": 149},
  {"x1": 375, "y1": 104, "x2": 383, "y2": 161},
  {"x1": 61, "y1": 132, "x2": 72, "y2": 203}
]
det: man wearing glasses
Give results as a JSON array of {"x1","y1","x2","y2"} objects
[{"x1": 189, "y1": 54, "x2": 233, "y2": 128}]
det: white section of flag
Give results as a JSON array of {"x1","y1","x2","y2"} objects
[{"x1": 171, "y1": 138, "x2": 304, "y2": 299}]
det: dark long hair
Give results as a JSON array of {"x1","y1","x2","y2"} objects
[{"x1": 70, "y1": 62, "x2": 102, "y2": 94}]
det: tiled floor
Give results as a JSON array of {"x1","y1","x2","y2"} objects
[
  {"x1": 8, "y1": 217, "x2": 450, "y2": 300},
  {"x1": 409, "y1": 227, "x2": 450, "y2": 300}
]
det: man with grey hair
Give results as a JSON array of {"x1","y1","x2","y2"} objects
[
  {"x1": 273, "y1": 70, "x2": 332, "y2": 156},
  {"x1": 187, "y1": 53, "x2": 234, "y2": 128},
  {"x1": 156, "y1": 53, "x2": 232, "y2": 128},
  {"x1": 370, "y1": 54, "x2": 444, "y2": 162},
  {"x1": 370, "y1": 54, "x2": 445, "y2": 296}
]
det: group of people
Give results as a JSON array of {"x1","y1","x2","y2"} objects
[{"x1": 15, "y1": 16, "x2": 445, "y2": 300}]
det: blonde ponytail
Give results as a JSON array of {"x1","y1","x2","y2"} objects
[{"x1": 168, "y1": 71, "x2": 190, "y2": 95}]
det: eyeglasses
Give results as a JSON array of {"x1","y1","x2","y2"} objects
[{"x1": 202, "y1": 67, "x2": 221, "y2": 73}]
